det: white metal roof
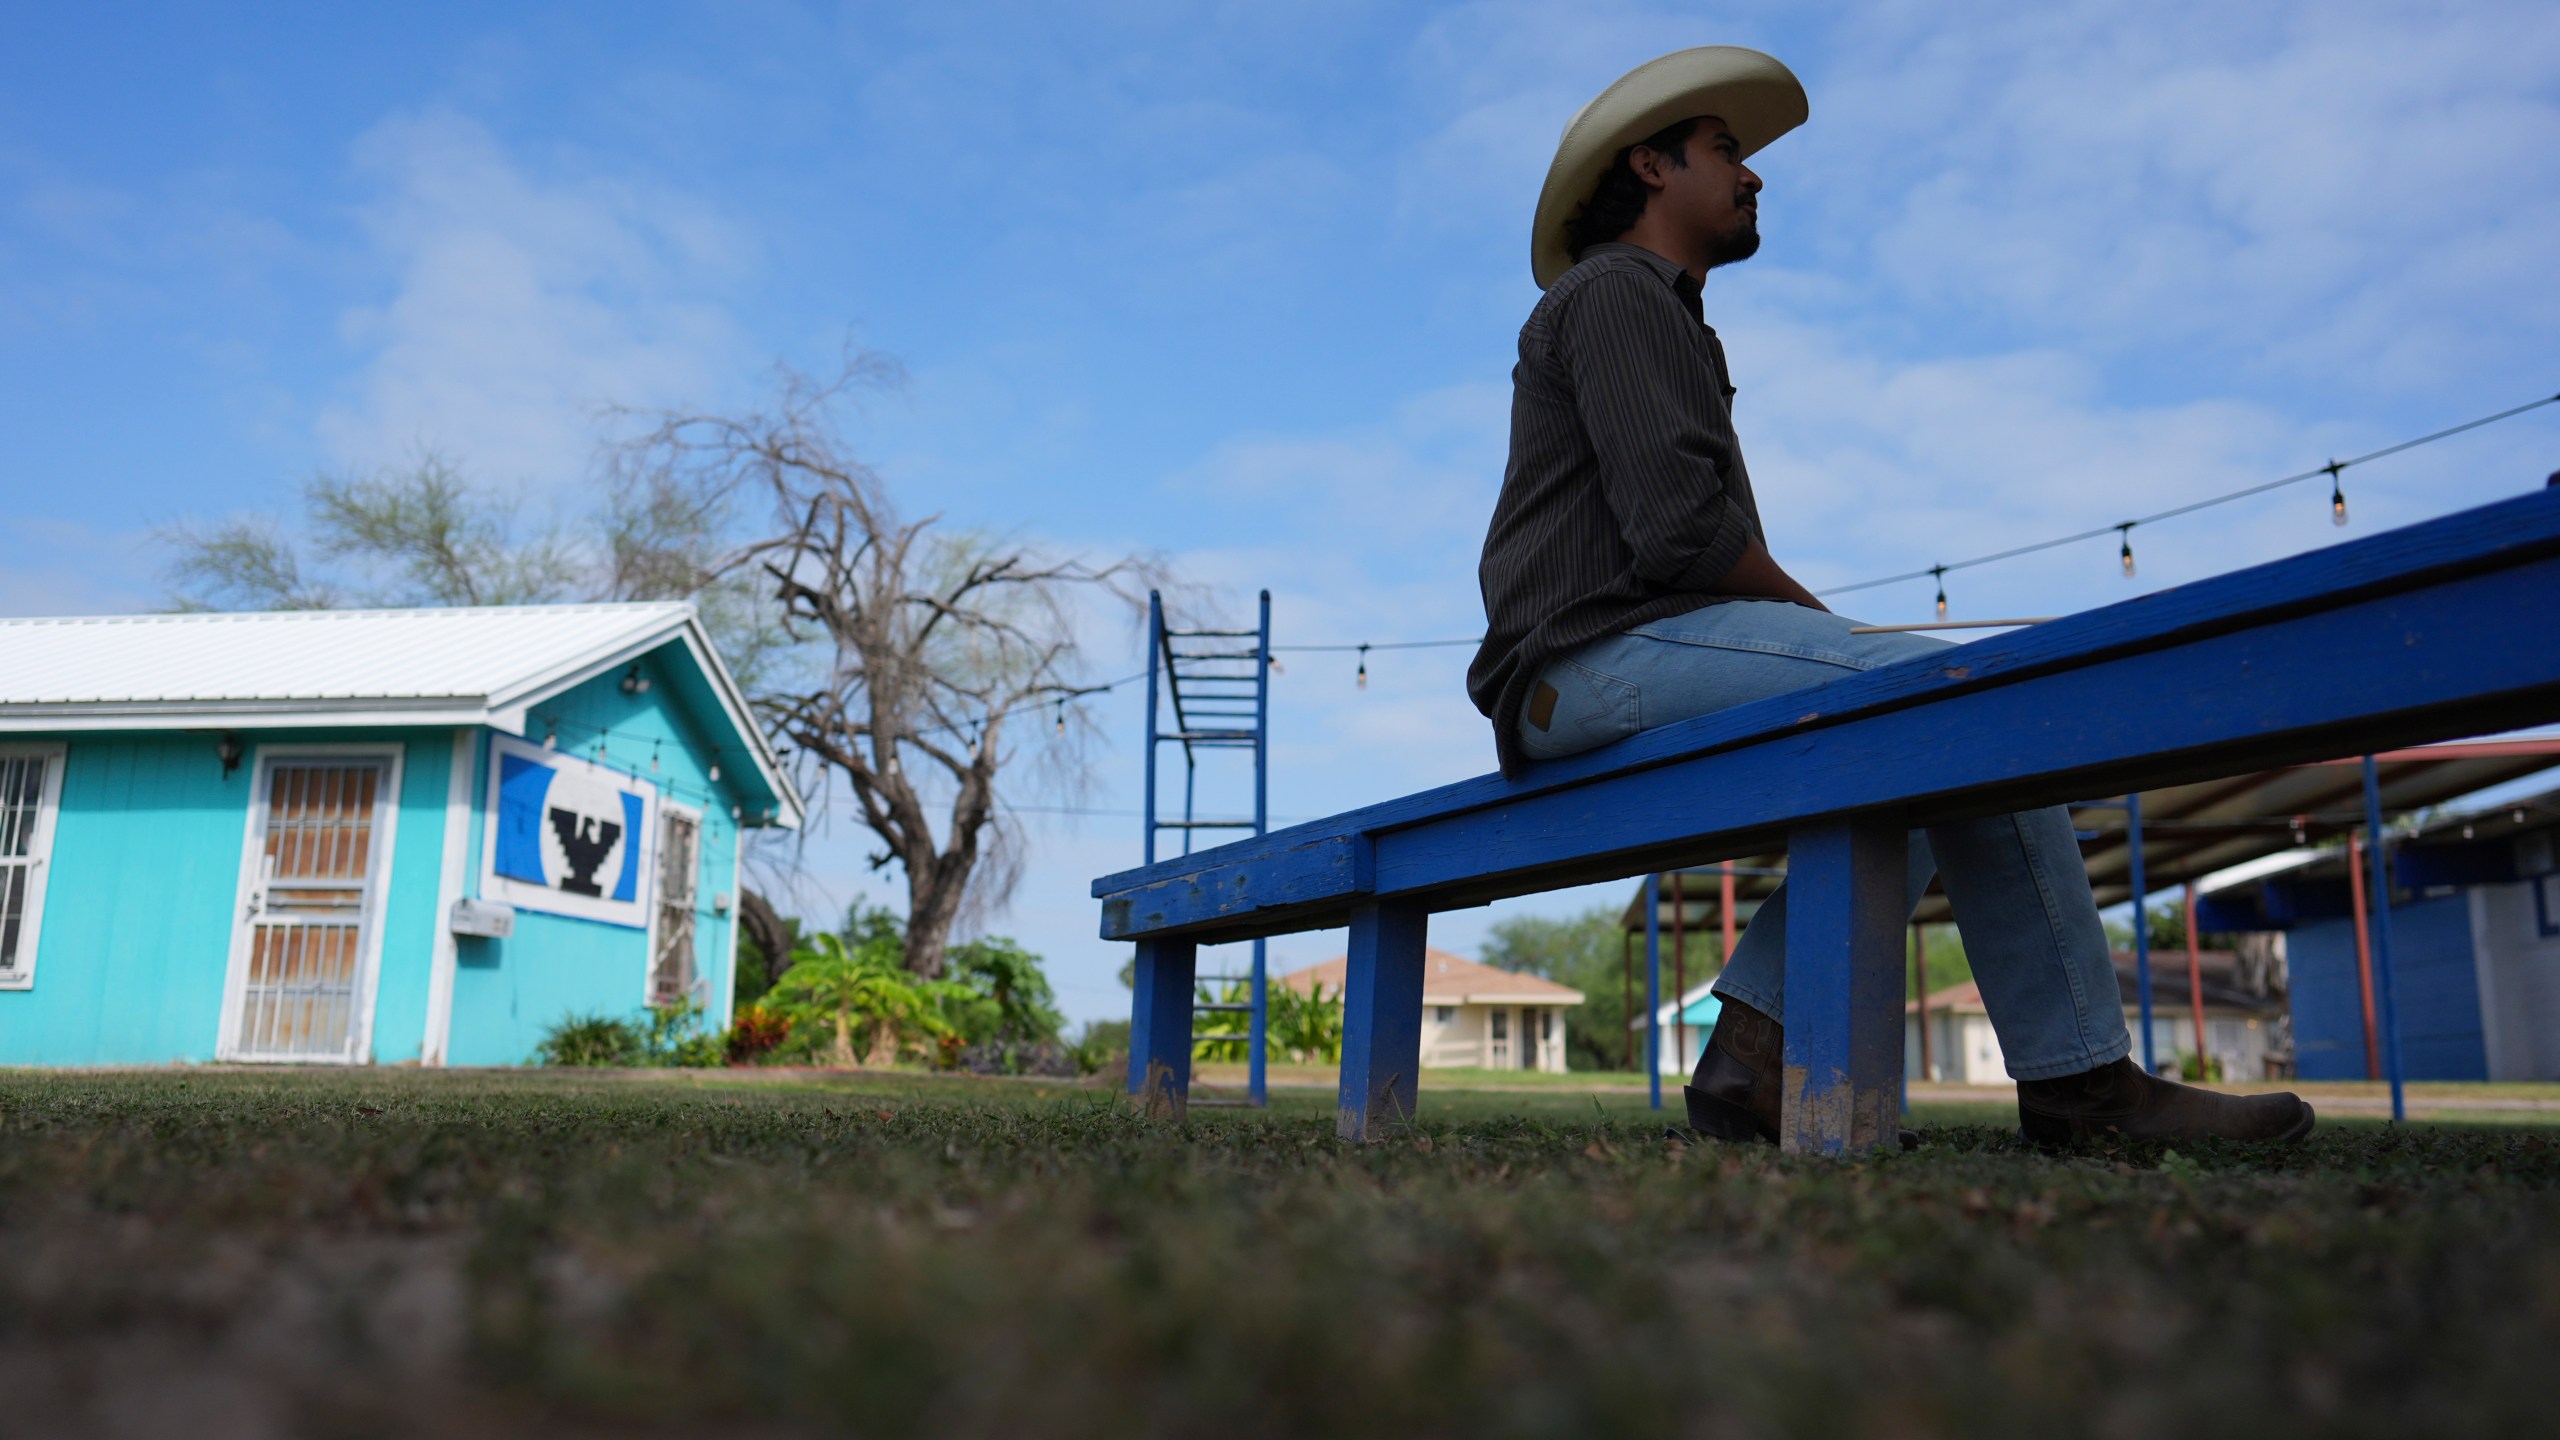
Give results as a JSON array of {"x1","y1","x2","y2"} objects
[{"x1": 0, "y1": 603, "x2": 802, "y2": 827}]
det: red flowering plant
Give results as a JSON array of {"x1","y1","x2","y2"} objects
[{"x1": 724, "y1": 1004, "x2": 792, "y2": 1065}]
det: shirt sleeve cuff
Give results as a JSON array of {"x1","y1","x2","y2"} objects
[{"x1": 1666, "y1": 508, "x2": 1756, "y2": 593}]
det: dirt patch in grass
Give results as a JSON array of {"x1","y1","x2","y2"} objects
[{"x1": 3, "y1": 1069, "x2": 2556, "y2": 1438}]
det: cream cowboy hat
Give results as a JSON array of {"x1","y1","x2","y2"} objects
[{"x1": 1530, "y1": 46, "x2": 1809, "y2": 290}]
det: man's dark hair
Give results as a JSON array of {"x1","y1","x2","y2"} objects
[{"x1": 1563, "y1": 116, "x2": 1702, "y2": 261}]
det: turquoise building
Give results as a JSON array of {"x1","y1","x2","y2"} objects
[{"x1": 0, "y1": 604, "x2": 801, "y2": 1067}]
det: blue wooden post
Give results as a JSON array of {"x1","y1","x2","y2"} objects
[
  {"x1": 1780, "y1": 818, "x2": 1907, "y2": 1155},
  {"x1": 1644, "y1": 872, "x2": 1662, "y2": 1110},
  {"x1": 1335, "y1": 899, "x2": 1428, "y2": 1142},
  {"x1": 1250, "y1": 590, "x2": 1272, "y2": 1107},
  {"x1": 2362, "y1": 756, "x2": 2408, "y2": 1122},
  {"x1": 1127, "y1": 936, "x2": 1198, "y2": 1120},
  {"x1": 2128, "y1": 790, "x2": 2156, "y2": 1074},
  {"x1": 1142, "y1": 591, "x2": 1162, "y2": 866}
]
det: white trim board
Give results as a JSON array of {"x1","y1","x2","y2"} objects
[{"x1": 422, "y1": 728, "x2": 476, "y2": 1066}]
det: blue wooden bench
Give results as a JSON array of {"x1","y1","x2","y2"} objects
[{"x1": 1094, "y1": 488, "x2": 2560, "y2": 1153}]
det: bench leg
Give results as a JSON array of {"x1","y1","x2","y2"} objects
[
  {"x1": 1781, "y1": 818, "x2": 1908, "y2": 1155},
  {"x1": 1336, "y1": 900, "x2": 1428, "y2": 1143},
  {"x1": 1128, "y1": 936, "x2": 1199, "y2": 1121}
]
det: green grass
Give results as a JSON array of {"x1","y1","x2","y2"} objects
[{"x1": 5, "y1": 1068, "x2": 2558, "y2": 1437}]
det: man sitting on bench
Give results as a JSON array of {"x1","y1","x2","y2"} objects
[{"x1": 1468, "y1": 46, "x2": 2314, "y2": 1147}]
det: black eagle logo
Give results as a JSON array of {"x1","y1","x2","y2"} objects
[{"x1": 547, "y1": 807, "x2": 623, "y2": 897}]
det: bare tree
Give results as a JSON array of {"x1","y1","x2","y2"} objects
[
  {"x1": 163, "y1": 451, "x2": 584, "y2": 611},
  {"x1": 615, "y1": 358, "x2": 1156, "y2": 979},
  {"x1": 158, "y1": 449, "x2": 787, "y2": 681}
]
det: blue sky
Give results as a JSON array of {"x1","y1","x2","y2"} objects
[{"x1": 6, "y1": 1, "x2": 2557, "y2": 1023}]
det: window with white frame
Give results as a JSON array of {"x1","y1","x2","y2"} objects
[
  {"x1": 0, "y1": 745, "x2": 66, "y2": 988},
  {"x1": 1435, "y1": 1005, "x2": 1455, "y2": 1025}
]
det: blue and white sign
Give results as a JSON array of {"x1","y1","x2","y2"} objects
[{"x1": 481, "y1": 734, "x2": 657, "y2": 928}]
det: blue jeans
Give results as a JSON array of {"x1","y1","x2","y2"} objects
[{"x1": 1520, "y1": 601, "x2": 2131, "y2": 1081}]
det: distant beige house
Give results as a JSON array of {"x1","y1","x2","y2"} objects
[
  {"x1": 1282, "y1": 949, "x2": 1584, "y2": 1072},
  {"x1": 1907, "y1": 951, "x2": 2284, "y2": 1084}
]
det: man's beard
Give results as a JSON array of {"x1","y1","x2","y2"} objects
[{"x1": 1706, "y1": 211, "x2": 1761, "y2": 268}]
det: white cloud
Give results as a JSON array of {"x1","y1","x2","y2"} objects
[
  {"x1": 1808, "y1": 0, "x2": 2560, "y2": 392},
  {"x1": 316, "y1": 110, "x2": 750, "y2": 487}
]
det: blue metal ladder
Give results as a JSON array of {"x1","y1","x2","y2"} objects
[{"x1": 1142, "y1": 589, "x2": 1273, "y2": 1106}]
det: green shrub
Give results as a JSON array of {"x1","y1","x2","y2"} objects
[
  {"x1": 1070, "y1": 1018, "x2": 1130, "y2": 1076},
  {"x1": 534, "y1": 1002, "x2": 728, "y2": 1068},
  {"x1": 534, "y1": 1013, "x2": 646, "y2": 1067}
]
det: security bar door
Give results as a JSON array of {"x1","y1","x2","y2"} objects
[
  {"x1": 229, "y1": 759, "x2": 392, "y2": 1062},
  {"x1": 647, "y1": 806, "x2": 700, "y2": 1007}
]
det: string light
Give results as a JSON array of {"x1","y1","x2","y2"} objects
[
  {"x1": 1930, "y1": 564, "x2": 1948, "y2": 619},
  {"x1": 649, "y1": 739, "x2": 661, "y2": 773},
  {"x1": 707, "y1": 761, "x2": 721, "y2": 783},
  {"x1": 1815, "y1": 392, "x2": 2560, "y2": 603},
  {"x1": 1055, "y1": 698, "x2": 1067, "y2": 736},
  {"x1": 2117, "y1": 524, "x2": 2137, "y2": 578},
  {"x1": 1355, "y1": 643, "x2": 1370, "y2": 690},
  {"x1": 2326, "y1": 460, "x2": 2349, "y2": 526}
]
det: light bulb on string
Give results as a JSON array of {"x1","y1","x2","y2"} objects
[
  {"x1": 1930, "y1": 564, "x2": 1948, "y2": 620},
  {"x1": 1055, "y1": 698, "x2": 1067, "y2": 736},
  {"x1": 542, "y1": 721, "x2": 558, "y2": 751},
  {"x1": 2117, "y1": 525, "x2": 2137, "y2": 578},
  {"x1": 650, "y1": 740, "x2": 661, "y2": 773},
  {"x1": 708, "y1": 760, "x2": 721, "y2": 783},
  {"x1": 1356, "y1": 643, "x2": 1369, "y2": 690},
  {"x1": 2326, "y1": 460, "x2": 2349, "y2": 526}
]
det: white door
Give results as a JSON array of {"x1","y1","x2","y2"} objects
[
  {"x1": 648, "y1": 805, "x2": 701, "y2": 1008},
  {"x1": 227, "y1": 758, "x2": 394, "y2": 1062}
]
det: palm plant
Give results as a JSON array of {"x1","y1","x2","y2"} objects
[
  {"x1": 1187, "y1": 979, "x2": 1345, "y2": 1064},
  {"x1": 1267, "y1": 980, "x2": 1344, "y2": 1064},
  {"x1": 1190, "y1": 980, "x2": 1254, "y2": 1062},
  {"x1": 767, "y1": 933, "x2": 958, "y2": 1066}
]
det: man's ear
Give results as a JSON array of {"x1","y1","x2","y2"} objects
[{"x1": 1626, "y1": 143, "x2": 1676, "y2": 193}]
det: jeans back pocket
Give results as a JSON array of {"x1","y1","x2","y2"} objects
[{"x1": 1520, "y1": 657, "x2": 1640, "y2": 759}]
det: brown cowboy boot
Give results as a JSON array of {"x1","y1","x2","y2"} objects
[
  {"x1": 1684, "y1": 998, "x2": 1786, "y2": 1143},
  {"x1": 2017, "y1": 1057, "x2": 2315, "y2": 1148},
  {"x1": 1683, "y1": 998, "x2": 1919, "y2": 1148}
]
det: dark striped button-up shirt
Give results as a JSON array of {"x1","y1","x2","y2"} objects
[{"x1": 1468, "y1": 242, "x2": 1766, "y2": 775}]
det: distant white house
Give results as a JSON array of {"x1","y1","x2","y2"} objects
[
  {"x1": 1282, "y1": 948, "x2": 1583, "y2": 1072},
  {"x1": 1632, "y1": 980, "x2": 1724, "y2": 1076},
  {"x1": 1907, "y1": 951, "x2": 2281, "y2": 1084}
]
